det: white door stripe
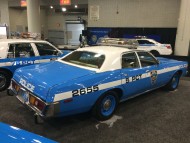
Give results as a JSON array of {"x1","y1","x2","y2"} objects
[{"x1": 53, "y1": 65, "x2": 184, "y2": 102}]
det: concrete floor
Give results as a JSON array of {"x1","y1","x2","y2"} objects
[{"x1": 0, "y1": 78, "x2": 190, "y2": 143}]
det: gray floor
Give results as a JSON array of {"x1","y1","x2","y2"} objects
[{"x1": 0, "y1": 78, "x2": 190, "y2": 143}]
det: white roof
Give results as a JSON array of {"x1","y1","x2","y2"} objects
[
  {"x1": 60, "y1": 46, "x2": 135, "y2": 72},
  {"x1": 0, "y1": 39, "x2": 46, "y2": 44},
  {"x1": 77, "y1": 45, "x2": 131, "y2": 54}
]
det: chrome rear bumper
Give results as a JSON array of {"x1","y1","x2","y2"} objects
[{"x1": 9, "y1": 80, "x2": 60, "y2": 118}]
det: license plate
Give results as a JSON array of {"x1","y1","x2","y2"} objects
[{"x1": 17, "y1": 89, "x2": 29, "y2": 103}]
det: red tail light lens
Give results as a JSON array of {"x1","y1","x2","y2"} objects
[
  {"x1": 29, "y1": 95, "x2": 46, "y2": 111},
  {"x1": 166, "y1": 45, "x2": 171, "y2": 49}
]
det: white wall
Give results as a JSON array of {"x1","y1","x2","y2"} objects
[
  {"x1": 48, "y1": 12, "x2": 87, "y2": 44},
  {"x1": 175, "y1": 0, "x2": 190, "y2": 56},
  {"x1": 48, "y1": 12, "x2": 88, "y2": 30},
  {"x1": 9, "y1": 8, "x2": 27, "y2": 32},
  {"x1": 88, "y1": 0, "x2": 180, "y2": 28},
  {"x1": 9, "y1": 8, "x2": 48, "y2": 37},
  {"x1": 9, "y1": 7, "x2": 87, "y2": 42},
  {"x1": 0, "y1": 0, "x2": 10, "y2": 26},
  {"x1": 40, "y1": 9, "x2": 48, "y2": 37}
]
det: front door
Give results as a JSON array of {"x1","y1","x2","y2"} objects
[
  {"x1": 136, "y1": 51, "x2": 165, "y2": 89},
  {"x1": 121, "y1": 52, "x2": 151, "y2": 99},
  {"x1": 6, "y1": 43, "x2": 39, "y2": 72}
]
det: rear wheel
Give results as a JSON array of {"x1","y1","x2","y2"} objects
[
  {"x1": 166, "y1": 72, "x2": 180, "y2": 91},
  {"x1": 150, "y1": 50, "x2": 160, "y2": 56},
  {"x1": 92, "y1": 91, "x2": 119, "y2": 121},
  {"x1": 0, "y1": 70, "x2": 12, "y2": 92}
]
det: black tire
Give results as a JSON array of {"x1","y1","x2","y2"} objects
[
  {"x1": 150, "y1": 50, "x2": 160, "y2": 56},
  {"x1": 165, "y1": 72, "x2": 180, "y2": 91},
  {"x1": 34, "y1": 114, "x2": 44, "y2": 124},
  {"x1": 0, "y1": 70, "x2": 12, "y2": 92},
  {"x1": 92, "y1": 91, "x2": 119, "y2": 121}
]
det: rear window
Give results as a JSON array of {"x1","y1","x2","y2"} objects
[{"x1": 62, "y1": 51, "x2": 105, "y2": 69}]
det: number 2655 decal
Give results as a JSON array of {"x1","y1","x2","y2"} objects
[{"x1": 72, "y1": 85, "x2": 99, "y2": 97}]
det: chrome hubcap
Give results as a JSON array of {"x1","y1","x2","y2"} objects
[
  {"x1": 0, "y1": 74, "x2": 6, "y2": 88},
  {"x1": 103, "y1": 100, "x2": 111, "y2": 110}
]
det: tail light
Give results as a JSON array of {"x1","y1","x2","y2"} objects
[
  {"x1": 12, "y1": 81, "x2": 20, "y2": 93},
  {"x1": 29, "y1": 95, "x2": 46, "y2": 111},
  {"x1": 166, "y1": 45, "x2": 171, "y2": 49}
]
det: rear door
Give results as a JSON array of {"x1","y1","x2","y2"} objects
[
  {"x1": 137, "y1": 39, "x2": 155, "y2": 47},
  {"x1": 121, "y1": 52, "x2": 151, "y2": 98}
]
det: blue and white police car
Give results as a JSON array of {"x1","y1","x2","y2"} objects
[
  {"x1": 0, "y1": 39, "x2": 69, "y2": 91},
  {"x1": 0, "y1": 122, "x2": 57, "y2": 143},
  {"x1": 9, "y1": 46, "x2": 187, "y2": 121}
]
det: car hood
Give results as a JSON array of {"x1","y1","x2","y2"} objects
[
  {"x1": 0, "y1": 122, "x2": 57, "y2": 143},
  {"x1": 13, "y1": 61, "x2": 95, "y2": 101}
]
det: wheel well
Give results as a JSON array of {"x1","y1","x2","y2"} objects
[
  {"x1": 0, "y1": 68, "x2": 13, "y2": 77},
  {"x1": 108, "y1": 88, "x2": 123, "y2": 99},
  {"x1": 177, "y1": 70, "x2": 183, "y2": 77}
]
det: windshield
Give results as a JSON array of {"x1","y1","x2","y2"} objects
[{"x1": 62, "y1": 51, "x2": 105, "y2": 69}]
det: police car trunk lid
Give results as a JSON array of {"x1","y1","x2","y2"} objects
[{"x1": 13, "y1": 61, "x2": 95, "y2": 101}]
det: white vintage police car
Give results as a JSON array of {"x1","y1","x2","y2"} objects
[
  {"x1": 0, "y1": 39, "x2": 70, "y2": 91},
  {"x1": 9, "y1": 46, "x2": 187, "y2": 121},
  {"x1": 97, "y1": 38, "x2": 172, "y2": 56},
  {"x1": 135, "y1": 38, "x2": 172, "y2": 55}
]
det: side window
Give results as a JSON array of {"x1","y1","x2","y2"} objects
[
  {"x1": 126, "y1": 40, "x2": 138, "y2": 46},
  {"x1": 137, "y1": 40, "x2": 154, "y2": 45},
  {"x1": 7, "y1": 44, "x2": 14, "y2": 58},
  {"x1": 137, "y1": 52, "x2": 158, "y2": 67},
  {"x1": 8, "y1": 43, "x2": 35, "y2": 58},
  {"x1": 35, "y1": 43, "x2": 58, "y2": 56},
  {"x1": 122, "y1": 52, "x2": 139, "y2": 68}
]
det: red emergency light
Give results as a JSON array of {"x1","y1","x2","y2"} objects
[{"x1": 60, "y1": 0, "x2": 71, "y2": 5}]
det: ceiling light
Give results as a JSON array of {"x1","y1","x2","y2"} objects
[
  {"x1": 50, "y1": 6, "x2": 53, "y2": 9},
  {"x1": 75, "y1": 5, "x2": 78, "y2": 8},
  {"x1": 62, "y1": 7, "x2": 67, "y2": 12}
]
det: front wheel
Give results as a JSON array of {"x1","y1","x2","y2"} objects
[
  {"x1": 0, "y1": 71, "x2": 11, "y2": 92},
  {"x1": 92, "y1": 91, "x2": 119, "y2": 121},
  {"x1": 166, "y1": 72, "x2": 180, "y2": 91}
]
